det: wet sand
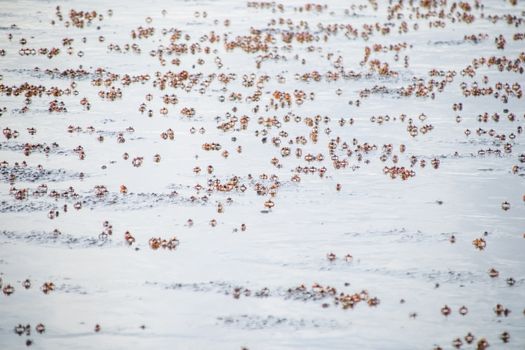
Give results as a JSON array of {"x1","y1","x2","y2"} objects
[{"x1": 0, "y1": 0, "x2": 524, "y2": 349}]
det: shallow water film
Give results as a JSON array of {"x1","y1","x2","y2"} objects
[{"x1": 0, "y1": 0, "x2": 524, "y2": 349}]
